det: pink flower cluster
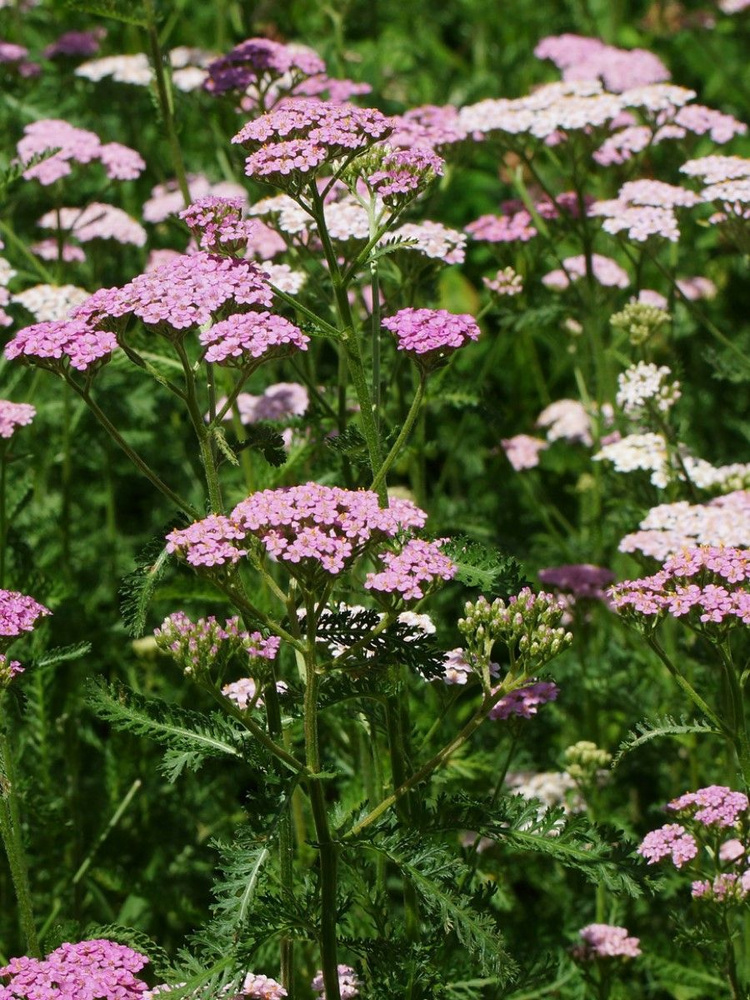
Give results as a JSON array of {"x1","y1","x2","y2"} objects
[
  {"x1": 669, "y1": 785, "x2": 749, "y2": 828},
  {"x1": 215, "y1": 383, "x2": 309, "y2": 425},
  {"x1": 367, "y1": 146, "x2": 445, "y2": 204},
  {"x1": 233, "y1": 99, "x2": 393, "y2": 183},
  {"x1": 199, "y1": 311, "x2": 309, "y2": 366},
  {"x1": 143, "y1": 174, "x2": 247, "y2": 224},
  {"x1": 4, "y1": 318, "x2": 118, "y2": 373},
  {"x1": 0, "y1": 939, "x2": 149, "y2": 1000},
  {"x1": 0, "y1": 400, "x2": 35, "y2": 439},
  {"x1": 538, "y1": 564, "x2": 615, "y2": 601},
  {"x1": 166, "y1": 483, "x2": 428, "y2": 577},
  {"x1": 382, "y1": 307, "x2": 480, "y2": 361},
  {"x1": 610, "y1": 546, "x2": 750, "y2": 624},
  {"x1": 591, "y1": 179, "x2": 700, "y2": 242},
  {"x1": 535, "y1": 34, "x2": 669, "y2": 93},
  {"x1": 74, "y1": 252, "x2": 273, "y2": 336},
  {"x1": 0, "y1": 589, "x2": 50, "y2": 648},
  {"x1": 312, "y1": 965, "x2": 360, "y2": 999},
  {"x1": 180, "y1": 196, "x2": 256, "y2": 253},
  {"x1": 542, "y1": 253, "x2": 629, "y2": 290},
  {"x1": 501, "y1": 434, "x2": 548, "y2": 471},
  {"x1": 37, "y1": 203, "x2": 147, "y2": 247},
  {"x1": 638, "y1": 822, "x2": 699, "y2": 867},
  {"x1": 242, "y1": 972, "x2": 288, "y2": 999},
  {"x1": 573, "y1": 923, "x2": 642, "y2": 960},
  {"x1": 489, "y1": 680, "x2": 559, "y2": 720},
  {"x1": 388, "y1": 103, "x2": 467, "y2": 151},
  {"x1": 364, "y1": 538, "x2": 456, "y2": 601},
  {"x1": 17, "y1": 119, "x2": 145, "y2": 185},
  {"x1": 154, "y1": 611, "x2": 280, "y2": 674}
]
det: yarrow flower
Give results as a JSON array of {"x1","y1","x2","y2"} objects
[
  {"x1": 365, "y1": 145, "x2": 445, "y2": 205},
  {"x1": 311, "y1": 965, "x2": 360, "y2": 999},
  {"x1": 154, "y1": 611, "x2": 279, "y2": 676},
  {"x1": 37, "y1": 203, "x2": 147, "y2": 247},
  {"x1": 501, "y1": 434, "x2": 548, "y2": 471},
  {"x1": 0, "y1": 939, "x2": 149, "y2": 999},
  {"x1": 17, "y1": 119, "x2": 145, "y2": 185},
  {"x1": 639, "y1": 822, "x2": 699, "y2": 867},
  {"x1": 0, "y1": 400, "x2": 35, "y2": 439},
  {"x1": 535, "y1": 34, "x2": 669, "y2": 92},
  {"x1": 204, "y1": 36, "x2": 325, "y2": 97},
  {"x1": 4, "y1": 317, "x2": 118, "y2": 373},
  {"x1": 573, "y1": 923, "x2": 641, "y2": 960},
  {"x1": 166, "y1": 483, "x2": 428, "y2": 577},
  {"x1": 180, "y1": 196, "x2": 256, "y2": 254},
  {"x1": 199, "y1": 311, "x2": 309, "y2": 366},
  {"x1": 382, "y1": 307, "x2": 480, "y2": 366},
  {"x1": 143, "y1": 175, "x2": 247, "y2": 224},
  {"x1": 538, "y1": 564, "x2": 615, "y2": 601},
  {"x1": 72, "y1": 252, "x2": 273, "y2": 337},
  {"x1": 616, "y1": 362, "x2": 681, "y2": 419},
  {"x1": 619, "y1": 492, "x2": 750, "y2": 560},
  {"x1": 242, "y1": 971, "x2": 288, "y2": 999},
  {"x1": 364, "y1": 538, "x2": 456, "y2": 601},
  {"x1": 669, "y1": 785, "x2": 749, "y2": 827},
  {"x1": 213, "y1": 383, "x2": 309, "y2": 425},
  {"x1": 542, "y1": 254, "x2": 629, "y2": 290},
  {"x1": 484, "y1": 266, "x2": 523, "y2": 296},
  {"x1": 610, "y1": 547, "x2": 750, "y2": 625},
  {"x1": 12, "y1": 284, "x2": 91, "y2": 322},
  {"x1": 385, "y1": 221, "x2": 466, "y2": 264},
  {"x1": 489, "y1": 680, "x2": 559, "y2": 720}
]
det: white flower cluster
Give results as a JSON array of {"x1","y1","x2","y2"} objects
[
  {"x1": 619, "y1": 492, "x2": 750, "y2": 560},
  {"x1": 616, "y1": 361, "x2": 681, "y2": 418},
  {"x1": 12, "y1": 283, "x2": 89, "y2": 322},
  {"x1": 595, "y1": 432, "x2": 750, "y2": 490},
  {"x1": 387, "y1": 220, "x2": 467, "y2": 264}
]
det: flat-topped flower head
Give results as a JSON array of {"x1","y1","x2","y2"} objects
[
  {"x1": 542, "y1": 253, "x2": 629, "y2": 291},
  {"x1": 17, "y1": 119, "x2": 145, "y2": 185},
  {"x1": 4, "y1": 318, "x2": 118, "y2": 373},
  {"x1": 639, "y1": 822, "x2": 698, "y2": 867},
  {"x1": 489, "y1": 680, "x2": 559, "y2": 720},
  {"x1": 0, "y1": 400, "x2": 35, "y2": 439},
  {"x1": 312, "y1": 964, "x2": 360, "y2": 999},
  {"x1": 610, "y1": 546, "x2": 750, "y2": 625},
  {"x1": 242, "y1": 971, "x2": 289, "y2": 999},
  {"x1": 179, "y1": 196, "x2": 255, "y2": 254},
  {"x1": 365, "y1": 145, "x2": 445, "y2": 206},
  {"x1": 12, "y1": 284, "x2": 90, "y2": 322},
  {"x1": 204, "y1": 37, "x2": 325, "y2": 97},
  {"x1": 199, "y1": 311, "x2": 309, "y2": 366},
  {"x1": 0, "y1": 938, "x2": 149, "y2": 999},
  {"x1": 669, "y1": 785, "x2": 749, "y2": 827},
  {"x1": 154, "y1": 610, "x2": 279, "y2": 676},
  {"x1": 73, "y1": 252, "x2": 273, "y2": 338},
  {"x1": 364, "y1": 538, "x2": 456, "y2": 602},
  {"x1": 535, "y1": 33, "x2": 669, "y2": 92},
  {"x1": 382, "y1": 307, "x2": 480, "y2": 369},
  {"x1": 37, "y1": 203, "x2": 146, "y2": 247},
  {"x1": 167, "y1": 483, "x2": 428, "y2": 581},
  {"x1": 573, "y1": 923, "x2": 641, "y2": 960},
  {"x1": 620, "y1": 492, "x2": 750, "y2": 560},
  {"x1": 385, "y1": 221, "x2": 466, "y2": 263}
]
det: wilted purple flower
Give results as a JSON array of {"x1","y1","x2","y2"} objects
[{"x1": 538, "y1": 564, "x2": 615, "y2": 600}]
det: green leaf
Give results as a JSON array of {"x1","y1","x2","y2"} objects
[
  {"x1": 119, "y1": 534, "x2": 173, "y2": 638},
  {"x1": 64, "y1": 0, "x2": 150, "y2": 26},
  {"x1": 86, "y1": 680, "x2": 261, "y2": 780},
  {"x1": 33, "y1": 641, "x2": 92, "y2": 671},
  {"x1": 614, "y1": 715, "x2": 722, "y2": 766},
  {"x1": 236, "y1": 424, "x2": 287, "y2": 468},
  {"x1": 441, "y1": 536, "x2": 526, "y2": 596}
]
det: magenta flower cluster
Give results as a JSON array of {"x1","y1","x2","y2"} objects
[
  {"x1": 0, "y1": 589, "x2": 51, "y2": 645},
  {"x1": 0, "y1": 400, "x2": 36, "y2": 439},
  {"x1": 204, "y1": 37, "x2": 325, "y2": 96},
  {"x1": 166, "y1": 483, "x2": 428, "y2": 577},
  {"x1": 382, "y1": 308, "x2": 480, "y2": 360},
  {"x1": 638, "y1": 822, "x2": 700, "y2": 868},
  {"x1": 488, "y1": 680, "x2": 559, "y2": 720},
  {"x1": 242, "y1": 972, "x2": 289, "y2": 999},
  {"x1": 154, "y1": 611, "x2": 280, "y2": 675},
  {"x1": 364, "y1": 537, "x2": 456, "y2": 601},
  {"x1": 0, "y1": 939, "x2": 150, "y2": 1000},
  {"x1": 610, "y1": 546, "x2": 750, "y2": 624},
  {"x1": 233, "y1": 99, "x2": 393, "y2": 184},
  {"x1": 17, "y1": 119, "x2": 145, "y2": 186},
  {"x1": 669, "y1": 785, "x2": 749, "y2": 827},
  {"x1": 199, "y1": 311, "x2": 309, "y2": 366},
  {"x1": 179, "y1": 196, "x2": 256, "y2": 254}
]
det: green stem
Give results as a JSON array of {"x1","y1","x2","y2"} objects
[
  {"x1": 302, "y1": 599, "x2": 341, "y2": 1000},
  {"x1": 347, "y1": 691, "x2": 496, "y2": 838},
  {"x1": 144, "y1": 2, "x2": 190, "y2": 206},
  {"x1": 370, "y1": 372, "x2": 425, "y2": 494},
  {"x1": 0, "y1": 717, "x2": 40, "y2": 956},
  {"x1": 385, "y1": 697, "x2": 420, "y2": 939},
  {"x1": 0, "y1": 450, "x2": 7, "y2": 588},
  {"x1": 647, "y1": 635, "x2": 729, "y2": 737},
  {"x1": 174, "y1": 340, "x2": 224, "y2": 514},
  {"x1": 68, "y1": 380, "x2": 200, "y2": 519}
]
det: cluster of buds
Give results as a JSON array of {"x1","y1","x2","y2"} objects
[
  {"x1": 458, "y1": 588, "x2": 572, "y2": 674},
  {"x1": 564, "y1": 740, "x2": 612, "y2": 786},
  {"x1": 610, "y1": 301, "x2": 670, "y2": 346},
  {"x1": 154, "y1": 611, "x2": 280, "y2": 678}
]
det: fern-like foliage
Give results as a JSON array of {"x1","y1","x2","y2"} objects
[
  {"x1": 64, "y1": 0, "x2": 149, "y2": 26},
  {"x1": 119, "y1": 531, "x2": 175, "y2": 637},
  {"x1": 418, "y1": 794, "x2": 644, "y2": 897},
  {"x1": 235, "y1": 424, "x2": 287, "y2": 468},
  {"x1": 86, "y1": 680, "x2": 269, "y2": 781},
  {"x1": 614, "y1": 714, "x2": 722, "y2": 766},
  {"x1": 343, "y1": 829, "x2": 517, "y2": 980},
  {"x1": 441, "y1": 536, "x2": 526, "y2": 596},
  {"x1": 316, "y1": 607, "x2": 446, "y2": 678}
]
